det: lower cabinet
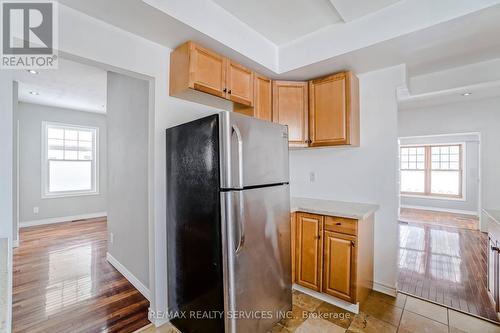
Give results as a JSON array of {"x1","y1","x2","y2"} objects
[
  {"x1": 295, "y1": 213, "x2": 323, "y2": 291},
  {"x1": 323, "y1": 231, "x2": 356, "y2": 303},
  {"x1": 293, "y1": 212, "x2": 374, "y2": 304}
]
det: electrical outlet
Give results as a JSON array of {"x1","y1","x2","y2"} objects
[
  {"x1": 309, "y1": 172, "x2": 316, "y2": 183},
  {"x1": 109, "y1": 232, "x2": 114, "y2": 244},
  {"x1": 33, "y1": 206, "x2": 39, "y2": 215}
]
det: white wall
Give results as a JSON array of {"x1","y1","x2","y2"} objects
[
  {"x1": 399, "y1": 134, "x2": 480, "y2": 214},
  {"x1": 399, "y1": 97, "x2": 500, "y2": 231},
  {"x1": 17, "y1": 103, "x2": 107, "y2": 225},
  {"x1": 289, "y1": 65, "x2": 406, "y2": 294},
  {"x1": 106, "y1": 72, "x2": 150, "y2": 289},
  {"x1": 54, "y1": 4, "x2": 222, "y2": 323},
  {"x1": 0, "y1": 71, "x2": 14, "y2": 333}
]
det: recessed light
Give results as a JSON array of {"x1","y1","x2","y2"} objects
[
  {"x1": 27, "y1": 70, "x2": 38, "y2": 75},
  {"x1": 462, "y1": 92, "x2": 472, "y2": 96},
  {"x1": 29, "y1": 91, "x2": 40, "y2": 95}
]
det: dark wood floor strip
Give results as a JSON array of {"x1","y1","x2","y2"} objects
[
  {"x1": 398, "y1": 211, "x2": 498, "y2": 322},
  {"x1": 12, "y1": 218, "x2": 150, "y2": 333}
]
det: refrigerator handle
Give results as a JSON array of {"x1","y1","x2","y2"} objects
[
  {"x1": 231, "y1": 125, "x2": 244, "y2": 189},
  {"x1": 235, "y1": 191, "x2": 245, "y2": 254}
]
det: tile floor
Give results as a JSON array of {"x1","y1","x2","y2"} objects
[{"x1": 134, "y1": 290, "x2": 500, "y2": 333}]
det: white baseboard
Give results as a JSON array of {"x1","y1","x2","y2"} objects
[
  {"x1": 12, "y1": 239, "x2": 19, "y2": 248},
  {"x1": 373, "y1": 281, "x2": 397, "y2": 297},
  {"x1": 20, "y1": 212, "x2": 107, "y2": 228},
  {"x1": 293, "y1": 284, "x2": 359, "y2": 314},
  {"x1": 401, "y1": 205, "x2": 478, "y2": 216},
  {"x1": 106, "y1": 252, "x2": 151, "y2": 301}
]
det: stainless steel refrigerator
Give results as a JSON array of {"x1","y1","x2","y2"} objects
[{"x1": 166, "y1": 111, "x2": 292, "y2": 333}]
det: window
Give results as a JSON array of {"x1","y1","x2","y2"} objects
[
  {"x1": 42, "y1": 122, "x2": 98, "y2": 198},
  {"x1": 400, "y1": 144, "x2": 463, "y2": 198}
]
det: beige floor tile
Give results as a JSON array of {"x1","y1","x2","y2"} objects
[
  {"x1": 295, "y1": 317, "x2": 346, "y2": 333},
  {"x1": 399, "y1": 310, "x2": 448, "y2": 333},
  {"x1": 360, "y1": 296, "x2": 403, "y2": 326},
  {"x1": 292, "y1": 290, "x2": 323, "y2": 312},
  {"x1": 346, "y1": 312, "x2": 398, "y2": 333},
  {"x1": 449, "y1": 327, "x2": 468, "y2": 333},
  {"x1": 404, "y1": 296, "x2": 448, "y2": 324},
  {"x1": 314, "y1": 302, "x2": 354, "y2": 329},
  {"x1": 269, "y1": 323, "x2": 291, "y2": 333},
  {"x1": 448, "y1": 309, "x2": 500, "y2": 333},
  {"x1": 279, "y1": 305, "x2": 309, "y2": 331},
  {"x1": 368, "y1": 291, "x2": 407, "y2": 309},
  {"x1": 133, "y1": 323, "x2": 180, "y2": 333}
]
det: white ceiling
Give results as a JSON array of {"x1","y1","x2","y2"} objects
[
  {"x1": 15, "y1": 58, "x2": 107, "y2": 113},
  {"x1": 329, "y1": 0, "x2": 402, "y2": 22},
  {"x1": 212, "y1": 0, "x2": 342, "y2": 45}
]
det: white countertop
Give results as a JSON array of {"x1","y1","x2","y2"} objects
[{"x1": 291, "y1": 197, "x2": 379, "y2": 220}]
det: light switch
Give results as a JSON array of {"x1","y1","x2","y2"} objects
[
  {"x1": 33, "y1": 206, "x2": 39, "y2": 214},
  {"x1": 309, "y1": 172, "x2": 316, "y2": 183}
]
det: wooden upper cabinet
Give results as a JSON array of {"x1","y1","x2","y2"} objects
[
  {"x1": 170, "y1": 41, "x2": 226, "y2": 98},
  {"x1": 309, "y1": 71, "x2": 359, "y2": 147},
  {"x1": 253, "y1": 74, "x2": 272, "y2": 121},
  {"x1": 226, "y1": 60, "x2": 253, "y2": 106},
  {"x1": 295, "y1": 213, "x2": 323, "y2": 292},
  {"x1": 322, "y1": 231, "x2": 356, "y2": 303},
  {"x1": 273, "y1": 81, "x2": 309, "y2": 147}
]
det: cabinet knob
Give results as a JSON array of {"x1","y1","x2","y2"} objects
[
  {"x1": 223, "y1": 88, "x2": 227, "y2": 92},
  {"x1": 315, "y1": 235, "x2": 321, "y2": 240},
  {"x1": 336, "y1": 222, "x2": 342, "y2": 226},
  {"x1": 492, "y1": 246, "x2": 500, "y2": 252},
  {"x1": 228, "y1": 90, "x2": 232, "y2": 94}
]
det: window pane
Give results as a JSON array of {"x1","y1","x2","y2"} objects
[
  {"x1": 65, "y1": 140, "x2": 78, "y2": 149},
  {"x1": 49, "y1": 161, "x2": 92, "y2": 192},
  {"x1": 48, "y1": 128, "x2": 64, "y2": 139},
  {"x1": 48, "y1": 149, "x2": 64, "y2": 160},
  {"x1": 450, "y1": 154, "x2": 459, "y2": 162},
  {"x1": 401, "y1": 170, "x2": 425, "y2": 193},
  {"x1": 440, "y1": 146, "x2": 449, "y2": 154},
  {"x1": 450, "y1": 146, "x2": 460, "y2": 154},
  {"x1": 65, "y1": 150, "x2": 78, "y2": 160},
  {"x1": 78, "y1": 151, "x2": 93, "y2": 160},
  {"x1": 48, "y1": 139, "x2": 64, "y2": 149},
  {"x1": 449, "y1": 162, "x2": 459, "y2": 170},
  {"x1": 431, "y1": 171, "x2": 460, "y2": 196},
  {"x1": 409, "y1": 161, "x2": 416, "y2": 169},
  {"x1": 79, "y1": 131, "x2": 93, "y2": 141},
  {"x1": 432, "y1": 162, "x2": 440, "y2": 169},
  {"x1": 65, "y1": 130, "x2": 78, "y2": 140},
  {"x1": 79, "y1": 141, "x2": 92, "y2": 150},
  {"x1": 440, "y1": 162, "x2": 449, "y2": 169}
]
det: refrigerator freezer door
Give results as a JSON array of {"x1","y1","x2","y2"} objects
[
  {"x1": 221, "y1": 184, "x2": 292, "y2": 333},
  {"x1": 220, "y1": 112, "x2": 289, "y2": 189}
]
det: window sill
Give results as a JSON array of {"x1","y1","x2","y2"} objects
[
  {"x1": 401, "y1": 194, "x2": 466, "y2": 202},
  {"x1": 42, "y1": 191, "x2": 100, "y2": 199}
]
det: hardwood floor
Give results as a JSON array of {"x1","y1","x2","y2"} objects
[
  {"x1": 12, "y1": 218, "x2": 150, "y2": 333},
  {"x1": 400, "y1": 207, "x2": 479, "y2": 230},
  {"x1": 398, "y1": 221, "x2": 499, "y2": 322}
]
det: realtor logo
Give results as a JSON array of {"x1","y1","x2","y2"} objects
[{"x1": 1, "y1": 0, "x2": 58, "y2": 69}]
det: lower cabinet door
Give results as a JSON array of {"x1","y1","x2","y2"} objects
[
  {"x1": 322, "y1": 231, "x2": 356, "y2": 302},
  {"x1": 296, "y1": 213, "x2": 323, "y2": 291}
]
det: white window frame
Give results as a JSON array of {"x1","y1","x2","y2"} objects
[
  {"x1": 41, "y1": 121, "x2": 99, "y2": 198},
  {"x1": 400, "y1": 142, "x2": 466, "y2": 201}
]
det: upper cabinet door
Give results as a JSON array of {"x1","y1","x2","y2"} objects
[
  {"x1": 226, "y1": 60, "x2": 254, "y2": 106},
  {"x1": 309, "y1": 72, "x2": 359, "y2": 147},
  {"x1": 253, "y1": 74, "x2": 272, "y2": 121},
  {"x1": 189, "y1": 42, "x2": 227, "y2": 98},
  {"x1": 272, "y1": 81, "x2": 309, "y2": 147}
]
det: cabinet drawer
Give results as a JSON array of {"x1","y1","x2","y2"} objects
[{"x1": 324, "y1": 216, "x2": 357, "y2": 236}]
